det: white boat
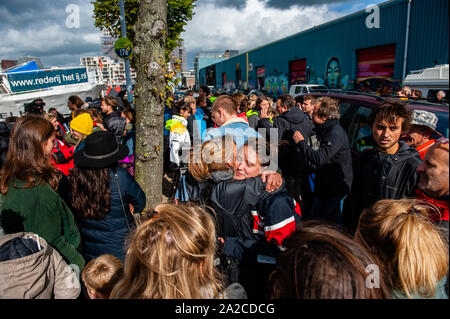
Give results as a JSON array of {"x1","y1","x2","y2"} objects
[
  {"x1": 402, "y1": 64, "x2": 449, "y2": 100},
  {"x1": 0, "y1": 60, "x2": 104, "y2": 120}
]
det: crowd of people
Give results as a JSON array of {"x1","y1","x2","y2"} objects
[{"x1": 0, "y1": 85, "x2": 448, "y2": 300}]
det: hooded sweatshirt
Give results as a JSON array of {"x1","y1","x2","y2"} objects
[
  {"x1": 203, "y1": 117, "x2": 261, "y2": 150},
  {"x1": 0, "y1": 232, "x2": 81, "y2": 299}
]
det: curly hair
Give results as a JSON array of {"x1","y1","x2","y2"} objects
[{"x1": 368, "y1": 101, "x2": 412, "y2": 132}]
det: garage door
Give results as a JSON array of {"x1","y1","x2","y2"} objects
[
  {"x1": 356, "y1": 44, "x2": 396, "y2": 81},
  {"x1": 289, "y1": 59, "x2": 306, "y2": 85}
]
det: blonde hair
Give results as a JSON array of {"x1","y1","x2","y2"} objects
[
  {"x1": 189, "y1": 135, "x2": 236, "y2": 181},
  {"x1": 355, "y1": 199, "x2": 449, "y2": 298},
  {"x1": 43, "y1": 112, "x2": 56, "y2": 122},
  {"x1": 110, "y1": 203, "x2": 224, "y2": 299},
  {"x1": 184, "y1": 95, "x2": 196, "y2": 106},
  {"x1": 245, "y1": 99, "x2": 257, "y2": 112},
  {"x1": 81, "y1": 254, "x2": 124, "y2": 298}
]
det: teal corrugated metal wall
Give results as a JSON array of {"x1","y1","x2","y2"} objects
[
  {"x1": 200, "y1": 0, "x2": 448, "y2": 91},
  {"x1": 407, "y1": 0, "x2": 449, "y2": 72}
]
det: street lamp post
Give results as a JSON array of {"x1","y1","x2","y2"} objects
[{"x1": 119, "y1": 0, "x2": 134, "y2": 106}]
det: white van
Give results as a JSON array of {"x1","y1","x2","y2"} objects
[
  {"x1": 402, "y1": 64, "x2": 448, "y2": 102},
  {"x1": 289, "y1": 84, "x2": 328, "y2": 97}
]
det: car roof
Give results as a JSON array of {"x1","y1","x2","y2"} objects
[
  {"x1": 305, "y1": 91, "x2": 449, "y2": 113},
  {"x1": 307, "y1": 91, "x2": 384, "y2": 107}
]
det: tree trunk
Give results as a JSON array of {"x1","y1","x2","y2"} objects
[{"x1": 133, "y1": 0, "x2": 167, "y2": 209}]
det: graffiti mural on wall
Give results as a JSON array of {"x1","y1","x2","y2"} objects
[
  {"x1": 264, "y1": 72, "x2": 289, "y2": 96},
  {"x1": 317, "y1": 57, "x2": 349, "y2": 89},
  {"x1": 325, "y1": 57, "x2": 340, "y2": 89}
]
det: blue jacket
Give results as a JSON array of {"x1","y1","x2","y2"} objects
[
  {"x1": 79, "y1": 167, "x2": 146, "y2": 263},
  {"x1": 203, "y1": 117, "x2": 261, "y2": 150},
  {"x1": 187, "y1": 107, "x2": 207, "y2": 145}
]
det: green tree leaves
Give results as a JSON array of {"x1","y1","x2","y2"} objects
[{"x1": 91, "y1": 0, "x2": 196, "y2": 60}]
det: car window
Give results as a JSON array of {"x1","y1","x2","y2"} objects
[
  {"x1": 310, "y1": 86, "x2": 327, "y2": 92},
  {"x1": 338, "y1": 102, "x2": 353, "y2": 132},
  {"x1": 295, "y1": 86, "x2": 302, "y2": 94},
  {"x1": 348, "y1": 106, "x2": 373, "y2": 149},
  {"x1": 435, "y1": 110, "x2": 449, "y2": 138},
  {"x1": 427, "y1": 89, "x2": 449, "y2": 104}
]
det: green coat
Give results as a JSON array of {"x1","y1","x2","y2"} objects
[{"x1": 0, "y1": 180, "x2": 85, "y2": 270}]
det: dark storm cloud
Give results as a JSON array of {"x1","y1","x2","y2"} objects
[
  {"x1": 0, "y1": 0, "x2": 95, "y2": 31},
  {"x1": 0, "y1": 0, "x2": 102, "y2": 67},
  {"x1": 263, "y1": 0, "x2": 354, "y2": 9},
  {"x1": 197, "y1": 0, "x2": 355, "y2": 10},
  {"x1": 201, "y1": 0, "x2": 248, "y2": 10}
]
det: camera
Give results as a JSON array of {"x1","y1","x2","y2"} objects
[{"x1": 24, "y1": 100, "x2": 45, "y2": 115}]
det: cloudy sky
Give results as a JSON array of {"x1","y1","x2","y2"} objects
[{"x1": 0, "y1": 0, "x2": 386, "y2": 70}]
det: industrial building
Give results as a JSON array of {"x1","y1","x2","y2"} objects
[{"x1": 198, "y1": 0, "x2": 449, "y2": 96}]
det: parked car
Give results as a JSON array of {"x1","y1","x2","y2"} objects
[
  {"x1": 303, "y1": 91, "x2": 449, "y2": 156},
  {"x1": 289, "y1": 84, "x2": 328, "y2": 97}
]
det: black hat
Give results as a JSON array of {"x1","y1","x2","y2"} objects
[{"x1": 73, "y1": 131, "x2": 129, "y2": 168}]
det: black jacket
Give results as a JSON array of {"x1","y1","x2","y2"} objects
[
  {"x1": 296, "y1": 119, "x2": 353, "y2": 197},
  {"x1": 103, "y1": 111, "x2": 126, "y2": 144},
  {"x1": 258, "y1": 107, "x2": 313, "y2": 177},
  {"x1": 184, "y1": 171, "x2": 301, "y2": 260},
  {"x1": 184, "y1": 170, "x2": 275, "y2": 239},
  {"x1": 350, "y1": 141, "x2": 422, "y2": 230}
]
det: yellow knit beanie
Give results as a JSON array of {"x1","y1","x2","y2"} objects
[{"x1": 70, "y1": 113, "x2": 93, "y2": 136}]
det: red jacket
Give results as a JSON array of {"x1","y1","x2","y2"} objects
[
  {"x1": 416, "y1": 139, "x2": 437, "y2": 160},
  {"x1": 416, "y1": 188, "x2": 449, "y2": 222},
  {"x1": 237, "y1": 111, "x2": 248, "y2": 122},
  {"x1": 51, "y1": 139, "x2": 74, "y2": 176}
]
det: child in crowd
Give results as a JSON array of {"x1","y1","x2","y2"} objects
[
  {"x1": 165, "y1": 102, "x2": 192, "y2": 169},
  {"x1": 81, "y1": 254, "x2": 124, "y2": 299}
]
